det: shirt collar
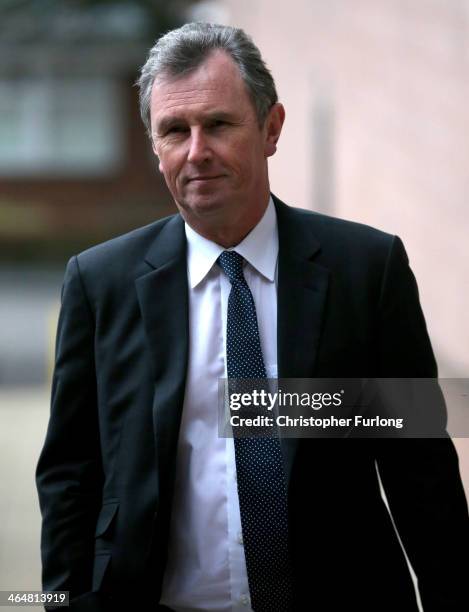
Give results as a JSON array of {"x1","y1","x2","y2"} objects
[{"x1": 185, "y1": 196, "x2": 278, "y2": 289}]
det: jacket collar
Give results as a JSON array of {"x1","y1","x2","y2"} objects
[
  {"x1": 135, "y1": 214, "x2": 189, "y2": 503},
  {"x1": 273, "y1": 195, "x2": 329, "y2": 484}
]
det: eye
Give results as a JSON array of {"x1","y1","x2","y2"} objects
[
  {"x1": 167, "y1": 125, "x2": 189, "y2": 135},
  {"x1": 207, "y1": 119, "x2": 228, "y2": 129}
]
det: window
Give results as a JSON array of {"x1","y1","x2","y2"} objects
[{"x1": 0, "y1": 77, "x2": 123, "y2": 176}]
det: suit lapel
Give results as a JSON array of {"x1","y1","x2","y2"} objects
[
  {"x1": 274, "y1": 196, "x2": 330, "y2": 486},
  {"x1": 135, "y1": 214, "x2": 188, "y2": 497}
]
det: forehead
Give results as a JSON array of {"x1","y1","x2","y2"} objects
[{"x1": 150, "y1": 50, "x2": 254, "y2": 123}]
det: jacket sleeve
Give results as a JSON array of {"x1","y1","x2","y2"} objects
[
  {"x1": 36, "y1": 256, "x2": 103, "y2": 602},
  {"x1": 374, "y1": 236, "x2": 469, "y2": 611}
]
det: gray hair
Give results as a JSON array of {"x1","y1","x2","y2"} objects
[{"x1": 136, "y1": 22, "x2": 278, "y2": 138}]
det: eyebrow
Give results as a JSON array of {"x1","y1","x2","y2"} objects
[{"x1": 154, "y1": 111, "x2": 237, "y2": 136}]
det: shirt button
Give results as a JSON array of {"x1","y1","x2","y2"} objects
[
  {"x1": 240, "y1": 594, "x2": 249, "y2": 606},
  {"x1": 237, "y1": 531, "x2": 244, "y2": 545}
]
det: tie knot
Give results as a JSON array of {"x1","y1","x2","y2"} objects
[{"x1": 217, "y1": 250, "x2": 245, "y2": 283}]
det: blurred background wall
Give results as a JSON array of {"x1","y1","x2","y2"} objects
[{"x1": 0, "y1": 0, "x2": 468, "y2": 603}]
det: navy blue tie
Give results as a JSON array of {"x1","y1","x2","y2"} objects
[{"x1": 218, "y1": 250, "x2": 293, "y2": 611}]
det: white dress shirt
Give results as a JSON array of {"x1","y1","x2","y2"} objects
[{"x1": 159, "y1": 198, "x2": 278, "y2": 612}]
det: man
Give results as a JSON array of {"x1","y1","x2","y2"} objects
[{"x1": 37, "y1": 22, "x2": 468, "y2": 612}]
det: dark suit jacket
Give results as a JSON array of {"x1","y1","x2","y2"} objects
[{"x1": 36, "y1": 196, "x2": 469, "y2": 611}]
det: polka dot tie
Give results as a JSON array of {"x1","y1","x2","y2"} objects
[{"x1": 218, "y1": 251, "x2": 294, "y2": 611}]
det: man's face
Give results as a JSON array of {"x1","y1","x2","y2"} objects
[{"x1": 150, "y1": 50, "x2": 284, "y2": 243}]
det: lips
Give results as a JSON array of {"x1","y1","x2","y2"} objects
[{"x1": 188, "y1": 175, "x2": 223, "y2": 181}]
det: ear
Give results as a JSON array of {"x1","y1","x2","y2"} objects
[{"x1": 264, "y1": 103, "x2": 285, "y2": 158}]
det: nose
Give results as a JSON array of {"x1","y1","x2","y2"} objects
[{"x1": 187, "y1": 127, "x2": 212, "y2": 164}]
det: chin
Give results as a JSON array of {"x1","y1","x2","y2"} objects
[{"x1": 184, "y1": 196, "x2": 228, "y2": 218}]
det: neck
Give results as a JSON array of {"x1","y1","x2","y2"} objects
[{"x1": 183, "y1": 194, "x2": 270, "y2": 248}]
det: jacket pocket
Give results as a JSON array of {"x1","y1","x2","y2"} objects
[{"x1": 94, "y1": 500, "x2": 119, "y2": 538}]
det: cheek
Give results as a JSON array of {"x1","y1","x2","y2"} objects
[
  {"x1": 234, "y1": 146, "x2": 259, "y2": 176},
  {"x1": 235, "y1": 136, "x2": 262, "y2": 164}
]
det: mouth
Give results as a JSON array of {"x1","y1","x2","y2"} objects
[{"x1": 187, "y1": 175, "x2": 224, "y2": 183}]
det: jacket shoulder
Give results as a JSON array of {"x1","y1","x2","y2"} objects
[
  {"x1": 76, "y1": 214, "x2": 178, "y2": 267},
  {"x1": 274, "y1": 195, "x2": 396, "y2": 262},
  {"x1": 286, "y1": 205, "x2": 394, "y2": 248},
  {"x1": 61, "y1": 213, "x2": 183, "y2": 300}
]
